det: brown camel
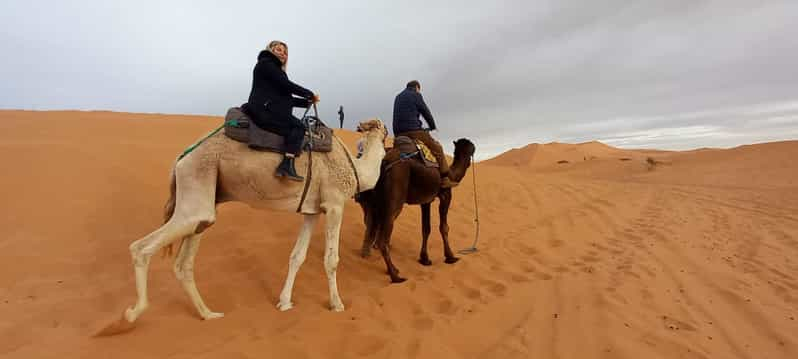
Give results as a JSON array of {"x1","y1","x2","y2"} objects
[
  {"x1": 358, "y1": 138, "x2": 475, "y2": 283},
  {"x1": 121, "y1": 119, "x2": 388, "y2": 325}
]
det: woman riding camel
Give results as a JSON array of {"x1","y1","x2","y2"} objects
[{"x1": 243, "y1": 40, "x2": 319, "y2": 181}]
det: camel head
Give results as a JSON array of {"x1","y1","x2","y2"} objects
[
  {"x1": 357, "y1": 118, "x2": 388, "y2": 144},
  {"x1": 453, "y1": 138, "x2": 476, "y2": 160}
]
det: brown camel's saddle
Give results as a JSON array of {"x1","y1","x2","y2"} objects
[
  {"x1": 382, "y1": 136, "x2": 439, "y2": 171},
  {"x1": 223, "y1": 107, "x2": 333, "y2": 153}
]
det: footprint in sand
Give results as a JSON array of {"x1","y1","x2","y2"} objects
[
  {"x1": 521, "y1": 245, "x2": 539, "y2": 256},
  {"x1": 549, "y1": 239, "x2": 565, "y2": 248},
  {"x1": 521, "y1": 261, "x2": 537, "y2": 273},
  {"x1": 510, "y1": 273, "x2": 531, "y2": 283},
  {"x1": 464, "y1": 288, "x2": 482, "y2": 300},
  {"x1": 485, "y1": 281, "x2": 508, "y2": 296},
  {"x1": 536, "y1": 272, "x2": 554, "y2": 280},
  {"x1": 412, "y1": 316, "x2": 434, "y2": 330},
  {"x1": 623, "y1": 270, "x2": 641, "y2": 279},
  {"x1": 554, "y1": 266, "x2": 570, "y2": 273},
  {"x1": 661, "y1": 315, "x2": 697, "y2": 331},
  {"x1": 437, "y1": 299, "x2": 456, "y2": 315}
]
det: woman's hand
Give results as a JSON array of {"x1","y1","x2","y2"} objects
[{"x1": 311, "y1": 94, "x2": 320, "y2": 104}]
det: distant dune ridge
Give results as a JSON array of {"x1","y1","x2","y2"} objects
[{"x1": 1, "y1": 110, "x2": 797, "y2": 358}]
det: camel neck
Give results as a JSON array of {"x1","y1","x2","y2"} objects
[{"x1": 353, "y1": 131, "x2": 385, "y2": 192}]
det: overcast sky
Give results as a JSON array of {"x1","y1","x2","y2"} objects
[{"x1": 2, "y1": 0, "x2": 797, "y2": 159}]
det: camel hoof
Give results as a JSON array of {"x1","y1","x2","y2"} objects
[
  {"x1": 444, "y1": 257, "x2": 460, "y2": 264},
  {"x1": 360, "y1": 249, "x2": 371, "y2": 258},
  {"x1": 124, "y1": 307, "x2": 139, "y2": 323},
  {"x1": 391, "y1": 276, "x2": 407, "y2": 284},
  {"x1": 94, "y1": 312, "x2": 137, "y2": 337},
  {"x1": 418, "y1": 258, "x2": 432, "y2": 266},
  {"x1": 276, "y1": 301, "x2": 294, "y2": 311},
  {"x1": 330, "y1": 303, "x2": 345, "y2": 312},
  {"x1": 201, "y1": 311, "x2": 225, "y2": 320}
]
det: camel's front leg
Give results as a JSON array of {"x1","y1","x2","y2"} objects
[
  {"x1": 323, "y1": 206, "x2": 345, "y2": 311},
  {"x1": 277, "y1": 214, "x2": 318, "y2": 311},
  {"x1": 173, "y1": 234, "x2": 223, "y2": 320},
  {"x1": 438, "y1": 189, "x2": 459, "y2": 264}
]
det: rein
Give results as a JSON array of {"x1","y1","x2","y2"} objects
[{"x1": 459, "y1": 154, "x2": 480, "y2": 254}]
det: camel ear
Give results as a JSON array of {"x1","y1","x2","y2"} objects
[{"x1": 453, "y1": 141, "x2": 457, "y2": 146}]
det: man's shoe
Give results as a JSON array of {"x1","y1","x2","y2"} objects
[{"x1": 275, "y1": 157, "x2": 304, "y2": 182}]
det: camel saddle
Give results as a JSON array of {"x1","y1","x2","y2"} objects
[
  {"x1": 389, "y1": 136, "x2": 438, "y2": 168},
  {"x1": 222, "y1": 107, "x2": 333, "y2": 153}
]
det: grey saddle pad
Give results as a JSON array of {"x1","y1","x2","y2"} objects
[{"x1": 223, "y1": 107, "x2": 333, "y2": 153}]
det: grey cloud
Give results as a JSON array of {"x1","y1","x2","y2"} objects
[{"x1": 1, "y1": 0, "x2": 797, "y2": 160}]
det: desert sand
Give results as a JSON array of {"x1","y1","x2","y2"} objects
[{"x1": 1, "y1": 110, "x2": 796, "y2": 358}]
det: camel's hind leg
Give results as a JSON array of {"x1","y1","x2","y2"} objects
[
  {"x1": 418, "y1": 203, "x2": 433, "y2": 265},
  {"x1": 173, "y1": 234, "x2": 223, "y2": 320},
  {"x1": 126, "y1": 160, "x2": 217, "y2": 323},
  {"x1": 277, "y1": 214, "x2": 319, "y2": 311},
  {"x1": 125, "y1": 218, "x2": 202, "y2": 322}
]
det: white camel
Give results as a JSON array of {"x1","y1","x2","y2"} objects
[{"x1": 123, "y1": 119, "x2": 387, "y2": 323}]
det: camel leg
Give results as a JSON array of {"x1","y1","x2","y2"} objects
[
  {"x1": 277, "y1": 214, "x2": 319, "y2": 311},
  {"x1": 438, "y1": 189, "x2": 459, "y2": 264},
  {"x1": 126, "y1": 218, "x2": 199, "y2": 322},
  {"x1": 359, "y1": 201, "x2": 376, "y2": 258},
  {"x1": 126, "y1": 163, "x2": 217, "y2": 323},
  {"x1": 377, "y1": 216, "x2": 406, "y2": 283},
  {"x1": 418, "y1": 203, "x2": 433, "y2": 266},
  {"x1": 173, "y1": 234, "x2": 223, "y2": 320},
  {"x1": 323, "y1": 206, "x2": 345, "y2": 311}
]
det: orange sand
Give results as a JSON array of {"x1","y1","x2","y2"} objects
[{"x1": 0, "y1": 110, "x2": 796, "y2": 358}]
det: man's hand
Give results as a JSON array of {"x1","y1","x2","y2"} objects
[{"x1": 311, "y1": 94, "x2": 320, "y2": 104}]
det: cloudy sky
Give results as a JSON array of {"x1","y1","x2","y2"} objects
[{"x1": 2, "y1": 0, "x2": 797, "y2": 159}]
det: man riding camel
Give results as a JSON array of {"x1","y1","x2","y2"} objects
[{"x1": 392, "y1": 80, "x2": 457, "y2": 188}]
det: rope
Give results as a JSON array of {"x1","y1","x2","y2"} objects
[
  {"x1": 295, "y1": 148, "x2": 313, "y2": 213},
  {"x1": 296, "y1": 104, "x2": 318, "y2": 213},
  {"x1": 459, "y1": 154, "x2": 480, "y2": 254},
  {"x1": 177, "y1": 123, "x2": 226, "y2": 161}
]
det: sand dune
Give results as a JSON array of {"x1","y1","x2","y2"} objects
[
  {"x1": 1, "y1": 110, "x2": 796, "y2": 358},
  {"x1": 483, "y1": 141, "x2": 631, "y2": 168}
]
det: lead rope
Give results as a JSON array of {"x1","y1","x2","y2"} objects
[
  {"x1": 295, "y1": 103, "x2": 317, "y2": 213},
  {"x1": 459, "y1": 155, "x2": 480, "y2": 254}
]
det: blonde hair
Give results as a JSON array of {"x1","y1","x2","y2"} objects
[{"x1": 267, "y1": 40, "x2": 288, "y2": 70}]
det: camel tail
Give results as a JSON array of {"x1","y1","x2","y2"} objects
[
  {"x1": 164, "y1": 162, "x2": 177, "y2": 222},
  {"x1": 161, "y1": 160, "x2": 180, "y2": 258}
]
